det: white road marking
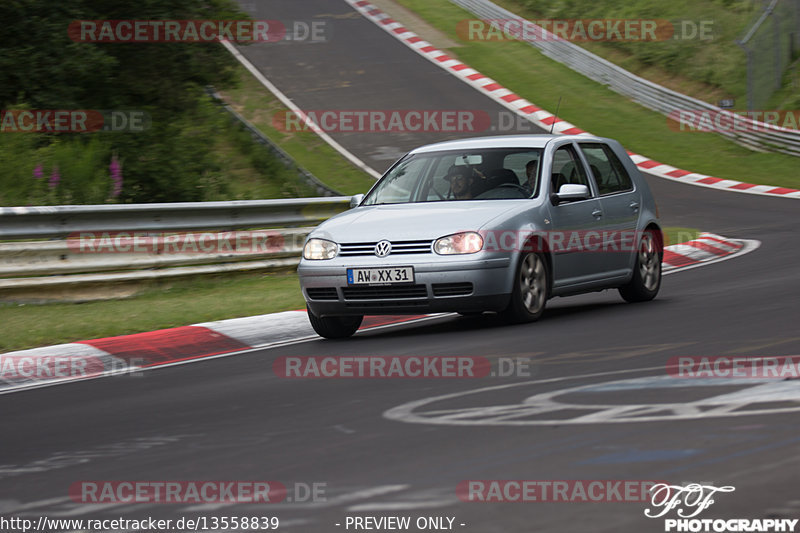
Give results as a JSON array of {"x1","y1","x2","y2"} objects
[
  {"x1": 220, "y1": 41, "x2": 381, "y2": 180},
  {"x1": 0, "y1": 496, "x2": 71, "y2": 514},
  {"x1": 348, "y1": 500, "x2": 456, "y2": 511},
  {"x1": 346, "y1": 487, "x2": 458, "y2": 511},
  {"x1": 385, "y1": 366, "x2": 800, "y2": 426},
  {"x1": 0, "y1": 435, "x2": 198, "y2": 481}
]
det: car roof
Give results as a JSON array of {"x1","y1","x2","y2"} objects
[{"x1": 409, "y1": 134, "x2": 607, "y2": 154}]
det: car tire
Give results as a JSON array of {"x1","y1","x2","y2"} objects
[
  {"x1": 307, "y1": 306, "x2": 363, "y2": 339},
  {"x1": 619, "y1": 228, "x2": 662, "y2": 303},
  {"x1": 502, "y1": 251, "x2": 549, "y2": 324}
]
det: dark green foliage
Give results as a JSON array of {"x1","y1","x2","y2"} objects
[{"x1": 0, "y1": 0, "x2": 294, "y2": 205}]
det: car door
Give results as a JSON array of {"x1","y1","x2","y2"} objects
[
  {"x1": 545, "y1": 142, "x2": 607, "y2": 288},
  {"x1": 577, "y1": 142, "x2": 640, "y2": 277}
]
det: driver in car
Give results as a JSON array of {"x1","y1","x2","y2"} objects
[{"x1": 446, "y1": 167, "x2": 474, "y2": 200}]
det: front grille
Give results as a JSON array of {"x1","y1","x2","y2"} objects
[
  {"x1": 432, "y1": 282, "x2": 473, "y2": 297},
  {"x1": 345, "y1": 300, "x2": 428, "y2": 309},
  {"x1": 306, "y1": 287, "x2": 338, "y2": 300},
  {"x1": 339, "y1": 240, "x2": 432, "y2": 257},
  {"x1": 342, "y1": 284, "x2": 428, "y2": 300}
]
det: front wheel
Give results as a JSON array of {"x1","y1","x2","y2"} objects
[
  {"x1": 307, "y1": 306, "x2": 363, "y2": 339},
  {"x1": 502, "y1": 251, "x2": 549, "y2": 324},
  {"x1": 619, "y1": 229, "x2": 662, "y2": 303}
]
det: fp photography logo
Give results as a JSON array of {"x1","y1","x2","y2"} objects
[{"x1": 644, "y1": 483, "x2": 798, "y2": 532}]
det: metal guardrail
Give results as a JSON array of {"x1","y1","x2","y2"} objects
[
  {"x1": 0, "y1": 197, "x2": 351, "y2": 240},
  {"x1": 0, "y1": 227, "x2": 313, "y2": 277},
  {"x1": 0, "y1": 197, "x2": 351, "y2": 300},
  {"x1": 452, "y1": 0, "x2": 800, "y2": 157}
]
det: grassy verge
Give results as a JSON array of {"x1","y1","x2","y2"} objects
[
  {"x1": 396, "y1": 0, "x2": 800, "y2": 189},
  {"x1": 0, "y1": 272, "x2": 306, "y2": 353},
  {"x1": 664, "y1": 227, "x2": 700, "y2": 246},
  {"x1": 496, "y1": 0, "x2": 800, "y2": 111},
  {"x1": 0, "y1": 95, "x2": 318, "y2": 206},
  {"x1": 493, "y1": 0, "x2": 755, "y2": 106},
  {"x1": 1, "y1": 227, "x2": 696, "y2": 352},
  {"x1": 217, "y1": 63, "x2": 378, "y2": 196},
  {"x1": 202, "y1": 107, "x2": 318, "y2": 200}
]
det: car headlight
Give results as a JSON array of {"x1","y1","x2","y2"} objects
[
  {"x1": 303, "y1": 238, "x2": 338, "y2": 260},
  {"x1": 433, "y1": 232, "x2": 483, "y2": 255}
]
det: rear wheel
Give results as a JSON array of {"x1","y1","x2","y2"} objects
[
  {"x1": 619, "y1": 229, "x2": 662, "y2": 303},
  {"x1": 307, "y1": 306, "x2": 363, "y2": 339},
  {"x1": 502, "y1": 251, "x2": 549, "y2": 323}
]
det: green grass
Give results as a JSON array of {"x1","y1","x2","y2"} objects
[
  {"x1": 397, "y1": 0, "x2": 800, "y2": 190},
  {"x1": 494, "y1": 0, "x2": 759, "y2": 106},
  {"x1": 0, "y1": 272, "x2": 306, "y2": 353},
  {"x1": 1, "y1": 227, "x2": 696, "y2": 352},
  {"x1": 218, "y1": 63, "x2": 378, "y2": 196},
  {"x1": 202, "y1": 112, "x2": 318, "y2": 201},
  {"x1": 663, "y1": 227, "x2": 700, "y2": 246}
]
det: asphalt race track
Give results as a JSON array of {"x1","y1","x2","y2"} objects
[{"x1": 2, "y1": 1, "x2": 799, "y2": 532}]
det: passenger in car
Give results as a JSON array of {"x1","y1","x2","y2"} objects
[{"x1": 523, "y1": 159, "x2": 538, "y2": 194}]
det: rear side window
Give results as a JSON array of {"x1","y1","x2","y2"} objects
[{"x1": 578, "y1": 143, "x2": 633, "y2": 195}]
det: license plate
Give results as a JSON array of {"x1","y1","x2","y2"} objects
[{"x1": 347, "y1": 266, "x2": 414, "y2": 285}]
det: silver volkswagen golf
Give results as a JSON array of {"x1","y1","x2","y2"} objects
[{"x1": 298, "y1": 135, "x2": 662, "y2": 338}]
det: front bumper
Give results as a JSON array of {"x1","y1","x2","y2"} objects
[{"x1": 298, "y1": 256, "x2": 512, "y2": 317}]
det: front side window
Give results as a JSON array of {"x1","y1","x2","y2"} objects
[
  {"x1": 550, "y1": 145, "x2": 589, "y2": 194},
  {"x1": 362, "y1": 148, "x2": 543, "y2": 205}
]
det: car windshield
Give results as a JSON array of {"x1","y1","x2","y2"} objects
[{"x1": 362, "y1": 148, "x2": 543, "y2": 205}]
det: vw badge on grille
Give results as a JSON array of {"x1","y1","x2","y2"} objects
[{"x1": 374, "y1": 240, "x2": 392, "y2": 257}]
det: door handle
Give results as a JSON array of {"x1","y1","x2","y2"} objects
[
  {"x1": 592, "y1": 209, "x2": 603, "y2": 218},
  {"x1": 629, "y1": 202, "x2": 639, "y2": 210}
]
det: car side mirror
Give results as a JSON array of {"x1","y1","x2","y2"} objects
[
  {"x1": 349, "y1": 194, "x2": 365, "y2": 208},
  {"x1": 551, "y1": 184, "x2": 590, "y2": 205}
]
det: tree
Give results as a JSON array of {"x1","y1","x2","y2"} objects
[
  {"x1": 0, "y1": 0, "x2": 245, "y2": 111},
  {"x1": 0, "y1": 0, "x2": 250, "y2": 203}
]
